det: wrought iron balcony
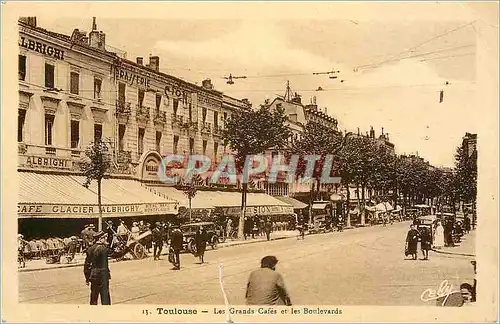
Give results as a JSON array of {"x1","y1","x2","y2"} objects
[
  {"x1": 201, "y1": 122, "x2": 212, "y2": 134},
  {"x1": 136, "y1": 105, "x2": 150, "y2": 121},
  {"x1": 116, "y1": 100, "x2": 131, "y2": 123},
  {"x1": 154, "y1": 111, "x2": 167, "y2": 125}
]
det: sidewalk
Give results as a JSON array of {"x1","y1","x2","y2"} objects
[
  {"x1": 432, "y1": 229, "x2": 476, "y2": 257},
  {"x1": 19, "y1": 230, "x2": 299, "y2": 272}
]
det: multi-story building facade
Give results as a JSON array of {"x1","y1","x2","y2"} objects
[{"x1": 17, "y1": 17, "x2": 296, "y2": 238}]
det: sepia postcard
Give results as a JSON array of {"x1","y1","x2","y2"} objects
[{"x1": 2, "y1": 1, "x2": 499, "y2": 323}]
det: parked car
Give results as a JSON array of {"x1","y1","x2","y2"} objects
[{"x1": 180, "y1": 222, "x2": 220, "y2": 253}]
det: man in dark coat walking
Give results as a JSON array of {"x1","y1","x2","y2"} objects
[
  {"x1": 170, "y1": 226, "x2": 183, "y2": 270},
  {"x1": 84, "y1": 231, "x2": 112, "y2": 305},
  {"x1": 194, "y1": 226, "x2": 208, "y2": 263},
  {"x1": 152, "y1": 222, "x2": 164, "y2": 261},
  {"x1": 264, "y1": 218, "x2": 273, "y2": 241}
]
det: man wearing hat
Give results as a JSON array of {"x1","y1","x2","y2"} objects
[
  {"x1": 245, "y1": 256, "x2": 292, "y2": 306},
  {"x1": 170, "y1": 225, "x2": 183, "y2": 270},
  {"x1": 152, "y1": 222, "x2": 165, "y2": 261},
  {"x1": 81, "y1": 225, "x2": 90, "y2": 251},
  {"x1": 84, "y1": 231, "x2": 112, "y2": 305}
]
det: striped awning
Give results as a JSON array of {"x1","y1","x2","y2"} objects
[
  {"x1": 274, "y1": 196, "x2": 308, "y2": 209},
  {"x1": 147, "y1": 185, "x2": 215, "y2": 209},
  {"x1": 18, "y1": 172, "x2": 178, "y2": 218}
]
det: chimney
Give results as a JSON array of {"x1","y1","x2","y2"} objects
[
  {"x1": 149, "y1": 56, "x2": 160, "y2": 72},
  {"x1": 89, "y1": 17, "x2": 100, "y2": 48},
  {"x1": 357, "y1": 127, "x2": 360, "y2": 135},
  {"x1": 98, "y1": 31, "x2": 106, "y2": 50},
  {"x1": 370, "y1": 126, "x2": 375, "y2": 139},
  {"x1": 381, "y1": 127, "x2": 384, "y2": 135},
  {"x1": 202, "y1": 79, "x2": 213, "y2": 90},
  {"x1": 19, "y1": 17, "x2": 37, "y2": 27},
  {"x1": 136, "y1": 57, "x2": 144, "y2": 65}
]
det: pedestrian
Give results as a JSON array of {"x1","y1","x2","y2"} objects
[
  {"x1": 337, "y1": 214, "x2": 343, "y2": 232},
  {"x1": 264, "y1": 218, "x2": 273, "y2": 241},
  {"x1": 226, "y1": 218, "x2": 233, "y2": 239},
  {"x1": 194, "y1": 226, "x2": 208, "y2": 263},
  {"x1": 420, "y1": 226, "x2": 432, "y2": 260},
  {"x1": 252, "y1": 219, "x2": 258, "y2": 239},
  {"x1": 244, "y1": 217, "x2": 251, "y2": 240},
  {"x1": 464, "y1": 215, "x2": 471, "y2": 234},
  {"x1": 105, "y1": 221, "x2": 114, "y2": 247},
  {"x1": 405, "y1": 224, "x2": 420, "y2": 260},
  {"x1": 84, "y1": 231, "x2": 111, "y2": 305},
  {"x1": 170, "y1": 226, "x2": 183, "y2": 270},
  {"x1": 152, "y1": 222, "x2": 164, "y2": 261},
  {"x1": 116, "y1": 220, "x2": 129, "y2": 242},
  {"x1": 445, "y1": 218, "x2": 455, "y2": 247},
  {"x1": 81, "y1": 225, "x2": 90, "y2": 251},
  {"x1": 144, "y1": 222, "x2": 153, "y2": 253},
  {"x1": 131, "y1": 222, "x2": 140, "y2": 240},
  {"x1": 434, "y1": 220, "x2": 445, "y2": 249},
  {"x1": 245, "y1": 256, "x2": 292, "y2": 306}
]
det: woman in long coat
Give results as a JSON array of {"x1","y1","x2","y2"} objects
[
  {"x1": 194, "y1": 226, "x2": 208, "y2": 263},
  {"x1": 405, "y1": 224, "x2": 420, "y2": 260}
]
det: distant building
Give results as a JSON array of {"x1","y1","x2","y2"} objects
[{"x1": 462, "y1": 132, "x2": 477, "y2": 158}]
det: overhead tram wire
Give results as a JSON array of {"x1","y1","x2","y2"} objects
[{"x1": 354, "y1": 20, "x2": 478, "y2": 71}]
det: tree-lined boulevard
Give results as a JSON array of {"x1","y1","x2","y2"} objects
[{"x1": 19, "y1": 222, "x2": 474, "y2": 305}]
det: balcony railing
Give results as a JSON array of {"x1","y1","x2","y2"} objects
[
  {"x1": 201, "y1": 122, "x2": 212, "y2": 134},
  {"x1": 213, "y1": 125, "x2": 224, "y2": 137},
  {"x1": 116, "y1": 100, "x2": 131, "y2": 122},
  {"x1": 171, "y1": 114, "x2": 184, "y2": 127},
  {"x1": 136, "y1": 105, "x2": 150, "y2": 121},
  {"x1": 45, "y1": 146, "x2": 56, "y2": 155},
  {"x1": 154, "y1": 111, "x2": 167, "y2": 125}
]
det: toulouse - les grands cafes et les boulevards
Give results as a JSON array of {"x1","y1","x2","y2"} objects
[{"x1": 15, "y1": 16, "x2": 478, "y2": 308}]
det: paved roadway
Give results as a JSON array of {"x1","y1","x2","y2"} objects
[{"x1": 19, "y1": 221, "x2": 475, "y2": 306}]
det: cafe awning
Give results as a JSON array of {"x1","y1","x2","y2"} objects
[
  {"x1": 274, "y1": 196, "x2": 308, "y2": 209},
  {"x1": 147, "y1": 185, "x2": 215, "y2": 209},
  {"x1": 18, "y1": 172, "x2": 178, "y2": 218},
  {"x1": 211, "y1": 192, "x2": 294, "y2": 216},
  {"x1": 312, "y1": 202, "x2": 328, "y2": 210}
]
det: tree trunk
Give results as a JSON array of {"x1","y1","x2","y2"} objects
[
  {"x1": 345, "y1": 183, "x2": 351, "y2": 228},
  {"x1": 361, "y1": 183, "x2": 366, "y2": 226},
  {"x1": 356, "y1": 183, "x2": 360, "y2": 226},
  {"x1": 238, "y1": 183, "x2": 248, "y2": 239},
  {"x1": 97, "y1": 178, "x2": 103, "y2": 232},
  {"x1": 308, "y1": 182, "x2": 314, "y2": 226},
  {"x1": 189, "y1": 197, "x2": 192, "y2": 223}
]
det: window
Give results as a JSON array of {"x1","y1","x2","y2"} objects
[
  {"x1": 94, "y1": 77, "x2": 102, "y2": 99},
  {"x1": 156, "y1": 93, "x2": 162, "y2": 113},
  {"x1": 44, "y1": 114, "x2": 55, "y2": 145},
  {"x1": 19, "y1": 55, "x2": 26, "y2": 81},
  {"x1": 118, "y1": 83, "x2": 126, "y2": 103},
  {"x1": 173, "y1": 135, "x2": 179, "y2": 154},
  {"x1": 45, "y1": 63, "x2": 54, "y2": 88},
  {"x1": 156, "y1": 131, "x2": 162, "y2": 152},
  {"x1": 173, "y1": 99, "x2": 179, "y2": 116},
  {"x1": 189, "y1": 138, "x2": 194, "y2": 155},
  {"x1": 223, "y1": 112, "x2": 227, "y2": 128},
  {"x1": 94, "y1": 124, "x2": 103, "y2": 143},
  {"x1": 189, "y1": 103, "x2": 193, "y2": 122},
  {"x1": 138, "y1": 89, "x2": 145, "y2": 107},
  {"x1": 118, "y1": 124, "x2": 126, "y2": 152},
  {"x1": 18, "y1": 109, "x2": 26, "y2": 142},
  {"x1": 202, "y1": 108, "x2": 207, "y2": 123},
  {"x1": 70, "y1": 120, "x2": 79, "y2": 148},
  {"x1": 202, "y1": 140, "x2": 207, "y2": 155},
  {"x1": 70, "y1": 72, "x2": 79, "y2": 95},
  {"x1": 214, "y1": 111, "x2": 219, "y2": 129},
  {"x1": 138, "y1": 128, "x2": 145, "y2": 155},
  {"x1": 214, "y1": 142, "x2": 219, "y2": 161}
]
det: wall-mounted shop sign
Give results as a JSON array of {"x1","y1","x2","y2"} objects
[
  {"x1": 115, "y1": 68, "x2": 151, "y2": 88},
  {"x1": 139, "y1": 152, "x2": 162, "y2": 182},
  {"x1": 222, "y1": 205, "x2": 294, "y2": 217},
  {"x1": 17, "y1": 202, "x2": 178, "y2": 218},
  {"x1": 19, "y1": 36, "x2": 65, "y2": 60},
  {"x1": 19, "y1": 155, "x2": 74, "y2": 170},
  {"x1": 164, "y1": 84, "x2": 190, "y2": 104}
]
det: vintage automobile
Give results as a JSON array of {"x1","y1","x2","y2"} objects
[{"x1": 180, "y1": 222, "x2": 220, "y2": 253}]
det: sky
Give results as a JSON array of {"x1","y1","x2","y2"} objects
[{"x1": 36, "y1": 4, "x2": 482, "y2": 168}]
